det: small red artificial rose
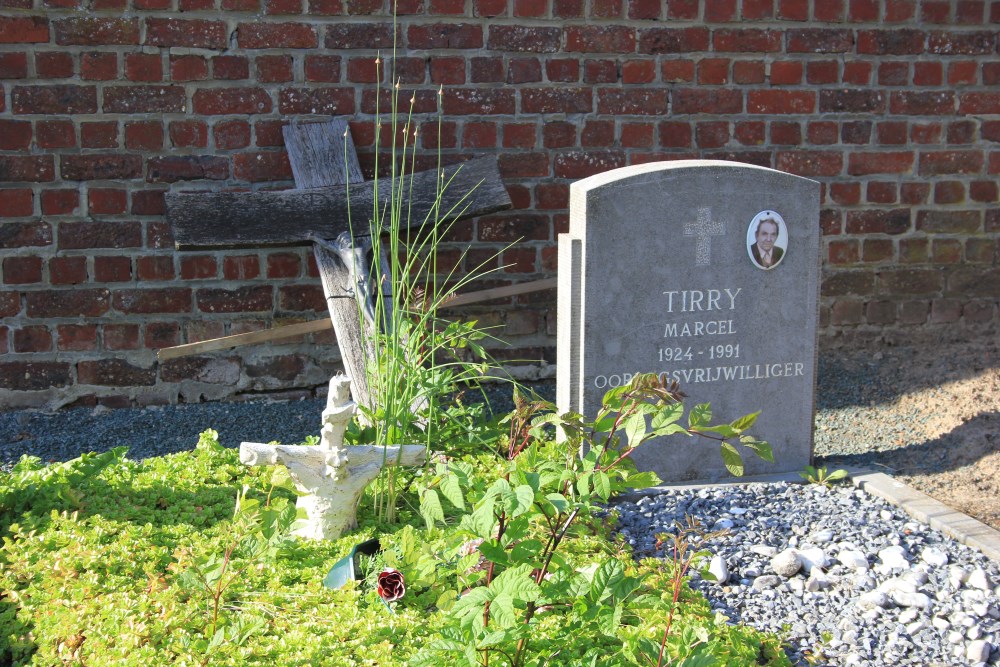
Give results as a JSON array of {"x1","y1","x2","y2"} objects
[{"x1": 377, "y1": 568, "x2": 405, "y2": 603}]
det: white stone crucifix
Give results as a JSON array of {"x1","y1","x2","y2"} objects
[
  {"x1": 684, "y1": 207, "x2": 724, "y2": 266},
  {"x1": 239, "y1": 375, "x2": 426, "y2": 540}
]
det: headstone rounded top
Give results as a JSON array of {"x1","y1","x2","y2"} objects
[{"x1": 572, "y1": 160, "x2": 817, "y2": 195}]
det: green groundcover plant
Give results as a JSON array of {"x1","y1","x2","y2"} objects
[{"x1": 0, "y1": 376, "x2": 791, "y2": 667}]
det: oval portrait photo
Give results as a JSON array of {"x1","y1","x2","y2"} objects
[{"x1": 746, "y1": 210, "x2": 788, "y2": 271}]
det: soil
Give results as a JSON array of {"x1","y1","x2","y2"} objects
[{"x1": 816, "y1": 337, "x2": 1000, "y2": 532}]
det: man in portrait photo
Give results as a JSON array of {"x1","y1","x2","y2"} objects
[{"x1": 750, "y1": 215, "x2": 784, "y2": 270}]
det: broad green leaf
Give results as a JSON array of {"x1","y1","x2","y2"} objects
[
  {"x1": 511, "y1": 485, "x2": 535, "y2": 517},
  {"x1": 651, "y1": 401, "x2": 684, "y2": 427},
  {"x1": 720, "y1": 442, "x2": 744, "y2": 477},
  {"x1": 476, "y1": 540, "x2": 508, "y2": 566},
  {"x1": 440, "y1": 473, "x2": 465, "y2": 510},
  {"x1": 545, "y1": 493, "x2": 569, "y2": 514},
  {"x1": 489, "y1": 563, "x2": 541, "y2": 602},
  {"x1": 577, "y1": 472, "x2": 592, "y2": 497},
  {"x1": 489, "y1": 592, "x2": 517, "y2": 628},
  {"x1": 688, "y1": 403, "x2": 712, "y2": 428},
  {"x1": 464, "y1": 495, "x2": 497, "y2": 539},
  {"x1": 824, "y1": 468, "x2": 849, "y2": 482},
  {"x1": 730, "y1": 410, "x2": 760, "y2": 433},
  {"x1": 740, "y1": 436, "x2": 774, "y2": 463},
  {"x1": 477, "y1": 630, "x2": 509, "y2": 649},
  {"x1": 420, "y1": 488, "x2": 444, "y2": 529},
  {"x1": 589, "y1": 559, "x2": 624, "y2": 602},
  {"x1": 624, "y1": 471, "x2": 661, "y2": 490},
  {"x1": 697, "y1": 424, "x2": 738, "y2": 439},
  {"x1": 593, "y1": 471, "x2": 611, "y2": 502},
  {"x1": 624, "y1": 413, "x2": 648, "y2": 447}
]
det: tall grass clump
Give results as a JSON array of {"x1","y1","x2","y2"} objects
[{"x1": 343, "y1": 27, "x2": 511, "y2": 524}]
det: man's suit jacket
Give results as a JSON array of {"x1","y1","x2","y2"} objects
[{"x1": 751, "y1": 243, "x2": 784, "y2": 269}]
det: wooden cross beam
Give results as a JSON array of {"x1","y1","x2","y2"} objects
[{"x1": 164, "y1": 117, "x2": 512, "y2": 410}]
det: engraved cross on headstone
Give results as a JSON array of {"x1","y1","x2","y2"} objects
[{"x1": 684, "y1": 207, "x2": 724, "y2": 266}]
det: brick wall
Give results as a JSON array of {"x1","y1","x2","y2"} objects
[{"x1": 1, "y1": 0, "x2": 998, "y2": 409}]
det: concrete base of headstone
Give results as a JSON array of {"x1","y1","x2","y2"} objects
[{"x1": 558, "y1": 160, "x2": 820, "y2": 483}]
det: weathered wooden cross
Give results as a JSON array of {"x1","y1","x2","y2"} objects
[{"x1": 165, "y1": 117, "x2": 512, "y2": 411}]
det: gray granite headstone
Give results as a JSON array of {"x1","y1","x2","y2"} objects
[{"x1": 557, "y1": 161, "x2": 820, "y2": 483}]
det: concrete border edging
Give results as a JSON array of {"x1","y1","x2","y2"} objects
[{"x1": 614, "y1": 468, "x2": 1000, "y2": 563}]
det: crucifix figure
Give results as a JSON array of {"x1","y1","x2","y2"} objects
[
  {"x1": 239, "y1": 374, "x2": 425, "y2": 540},
  {"x1": 683, "y1": 207, "x2": 724, "y2": 266}
]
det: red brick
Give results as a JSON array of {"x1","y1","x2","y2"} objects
[
  {"x1": 948, "y1": 120, "x2": 976, "y2": 144},
  {"x1": 771, "y1": 121, "x2": 801, "y2": 145},
  {"x1": 735, "y1": 121, "x2": 766, "y2": 145},
  {"x1": 848, "y1": 151, "x2": 914, "y2": 175},
  {"x1": 0, "y1": 156, "x2": 54, "y2": 183},
  {"x1": 890, "y1": 91, "x2": 956, "y2": 115},
  {"x1": 553, "y1": 151, "x2": 626, "y2": 178},
  {"x1": 553, "y1": 0, "x2": 584, "y2": 16},
  {"x1": 475, "y1": 0, "x2": 507, "y2": 15},
  {"x1": 697, "y1": 58, "x2": 729, "y2": 84},
  {"x1": 885, "y1": 0, "x2": 915, "y2": 21},
  {"x1": 598, "y1": 88, "x2": 668, "y2": 115},
  {"x1": 878, "y1": 61, "x2": 908, "y2": 86},
  {"x1": 658, "y1": 121, "x2": 692, "y2": 147},
  {"x1": 621, "y1": 60, "x2": 655, "y2": 84},
  {"x1": 35, "y1": 120, "x2": 74, "y2": 150},
  {"x1": 81, "y1": 52, "x2": 117, "y2": 80},
  {"x1": 957, "y1": 0, "x2": 986, "y2": 22},
  {"x1": 103, "y1": 85, "x2": 185, "y2": 113},
  {"x1": 513, "y1": 0, "x2": 546, "y2": 15},
  {"x1": 770, "y1": 61, "x2": 802, "y2": 85},
  {"x1": 26, "y1": 288, "x2": 110, "y2": 317},
  {"x1": 197, "y1": 285, "x2": 273, "y2": 313},
  {"x1": 78, "y1": 359, "x2": 155, "y2": 386},
  {"x1": 777, "y1": 0, "x2": 808, "y2": 19},
  {"x1": 543, "y1": 121, "x2": 576, "y2": 148},
  {"x1": 238, "y1": 22, "x2": 316, "y2": 48},
  {"x1": 443, "y1": 88, "x2": 516, "y2": 115},
  {"x1": 212, "y1": 56, "x2": 250, "y2": 80},
  {"x1": 498, "y1": 152, "x2": 549, "y2": 178},
  {"x1": 787, "y1": 29, "x2": 853, "y2": 53},
  {"x1": 125, "y1": 53, "x2": 162, "y2": 82},
  {"x1": 325, "y1": 22, "x2": 395, "y2": 48},
  {"x1": 970, "y1": 180, "x2": 999, "y2": 202},
  {"x1": 56, "y1": 324, "x2": 97, "y2": 352},
  {"x1": 928, "y1": 31, "x2": 995, "y2": 55},
  {"x1": 233, "y1": 152, "x2": 292, "y2": 182},
  {"x1": 409, "y1": 23, "x2": 483, "y2": 49},
  {"x1": 212, "y1": 120, "x2": 251, "y2": 150},
  {"x1": 180, "y1": 255, "x2": 216, "y2": 280},
  {"x1": 829, "y1": 182, "x2": 861, "y2": 205},
  {"x1": 919, "y1": 150, "x2": 985, "y2": 175},
  {"x1": 148, "y1": 156, "x2": 229, "y2": 184},
  {"x1": 88, "y1": 188, "x2": 127, "y2": 214},
  {"x1": 12, "y1": 85, "x2": 97, "y2": 115},
  {"x1": 539, "y1": 59, "x2": 576, "y2": 83},
  {"x1": 508, "y1": 58, "x2": 541, "y2": 84},
  {"x1": 278, "y1": 87, "x2": 353, "y2": 114},
  {"x1": 673, "y1": 88, "x2": 742, "y2": 114},
  {"x1": 566, "y1": 25, "x2": 635, "y2": 53},
  {"x1": 742, "y1": 0, "x2": 773, "y2": 18},
  {"x1": 0, "y1": 188, "x2": 32, "y2": 217},
  {"x1": 867, "y1": 181, "x2": 897, "y2": 203},
  {"x1": 61, "y1": 154, "x2": 142, "y2": 181},
  {"x1": 146, "y1": 18, "x2": 228, "y2": 49},
  {"x1": 857, "y1": 29, "x2": 926, "y2": 55},
  {"x1": 222, "y1": 255, "x2": 260, "y2": 280},
  {"x1": 113, "y1": 288, "x2": 191, "y2": 314},
  {"x1": 733, "y1": 60, "x2": 765, "y2": 84},
  {"x1": 841, "y1": 120, "x2": 872, "y2": 144},
  {"x1": 807, "y1": 61, "x2": 839, "y2": 85},
  {"x1": 2, "y1": 255, "x2": 41, "y2": 284},
  {"x1": 136, "y1": 255, "x2": 174, "y2": 281},
  {"x1": 169, "y1": 120, "x2": 208, "y2": 148},
  {"x1": 124, "y1": 121, "x2": 163, "y2": 150},
  {"x1": 846, "y1": 208, "x2": 911, "y2": 234},
  {"x1": 194, "y1": 87, "x2": 272, "y2": 115},
  {"x1": 828, "y1": 240, "x2": 859, "y2": 264},
  {"x1": 714, "y1": 28, "x2": 780, "y2": 52},
  {"x1": 862, "y1": 239, "x2": 894, "y2": 263},
  {"x1": 848, "y1": 0, "x2": 880, "y2": 20},
  {"x1": 53, "y1": 17, "x2": 139, "y2": 45},
  {"x1": 278, "y1": 285, "x2": 324, "y2": 311},
  {"x1": 143, "y1": 321, "x2": 180, "y2": 349},
  {"x1": 0, "y1": 361, "x2": 71, "y2": 390},
  {"x1": 913, "y1": 61, "x2": 943, "y2": 86},
  {"x1": 81, "y1": 122, "x2": 118, "y2": 148},
  {"x1": 959, "y1": 92, "x2": 1000, "y2": 115},
  {"x1": 842, "y1": 61, "x2": 872, "y2": 85},
  {"x1": 0, "y1": 53, "x2": 28, "y2": 79},
  {"x1": 266, "y1": 252, "x2": 301, "y2": 278},
  {"x1": 966, "y1": 238, "x2": 998, "y2": 262},
  {"x1": 304, "y1": 55, "x2": 341, "y2": 82},
  {"x1": 918, "y1": 210, "x2": 981, "y2": 234},
  {"x1": 620, "y1": 122, "x2": 653, "y2": 147},
  {"x1": 257, "y1": 55, "x2": 293, "y2": 82},
  {"x1": 776, "y1": 150, "x2": 843, "y2": 176},
  {"x1": 57, "y1": 220, "x2": 141, "y2": 250},
  {"x1": 0, "y1": 16, "x2": 49, "y2": 43},
  {"x1": 747, "y1": 90, "x2": 815, "y2": 114},
  {"x1": 47, "y1": 256, "x2": 84, "y2": 284},
  {"x1": 462, "y1": 121, "x2": 497, "y2": 148},
  {"x1": 703, "y1": 0, "x2": 736, "y2": 20},
  {"x1": 580, "y1": 119, "x2": 614, "y2": 147},
  {"x1": 910, "y1": 122, "x2": 943, "y2": 144},
  {"x1": 35, "y1": 52, "x2": 73, "y2": 78},
  {"x1": 806, "y1": 121, "x2": 837, "y2": 144},
  {"x1": 132, "y1": 190, "x2": 166, "y2": 216},
  {"x1": 694, "y1": 121, "x2": 728, "y2": 148},
  {"x1": 0, "y1": 120, "x2": 29, "y2": 151},
  {"x1": 933, "y1": 181, "x2": 965, "y2": 204},
  {"x1": 13, "y1": 326, "x2": 52, "y2": 353},
  {"x1": 584, "y1": 59, "x2": 619, "y2": 83},
  {"x1": 815, "y1": 0, "x2": 845, "y2": 20},
  {"x1": 94, "y1": 255, "x2": 132, "y2": 282},
  {"x1": 638, "y1": 27, "x2": 709, "y2": 53}
]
